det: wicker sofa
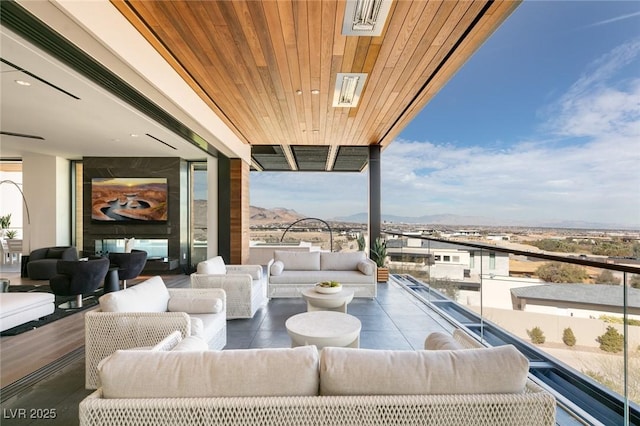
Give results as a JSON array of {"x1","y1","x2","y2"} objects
[
  {"x1": 79, "y1": 332, "x2": 556, "y2": 426},
  {"x1": 190, "y1": 256, "x2": 267, "y2": 319},
  {"x1": 84, "y1": 276, "x2": 227, "y2": 389},
  {"x1": 267, "y1": 250, "x2": 377, "y2": 298}
]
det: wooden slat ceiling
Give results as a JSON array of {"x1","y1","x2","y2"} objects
[{"x1": 112, "y1": 0, "x2": 520, "y2": 171}]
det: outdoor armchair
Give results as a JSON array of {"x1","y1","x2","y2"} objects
[{"x1": 190, "y1": 256, "x2": 267, "y2": 319}]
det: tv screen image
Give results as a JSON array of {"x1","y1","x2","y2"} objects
[{"x1": 91, "y1": 177, "x2": 168, "y2": 222}]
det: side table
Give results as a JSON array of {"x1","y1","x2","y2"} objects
[
  {"x1": 285, "y1": 311, "x2": 361, "y2": 349},
  {"x1": 301, "y1": 288, "x2": 354, "y2": 313}
]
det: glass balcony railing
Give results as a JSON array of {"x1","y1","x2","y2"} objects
[{"x1": 382, "y1": 230, "x2": 640, "y2": 426}]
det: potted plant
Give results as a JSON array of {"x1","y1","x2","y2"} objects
[
  {"x1": 0, "y1": 214, "x2": 11, "y2": 238},
  {"x1": 371, "y1": 236, "x2": 389, "y2": 282},
  {"x1": 5, "y1": 229, "x2": 17, "y2": 239}
]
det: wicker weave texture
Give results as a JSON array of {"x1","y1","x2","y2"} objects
[
  {"x1": 80, "y1": 382, "x2": 555, "y2": 426},
  {"x1": 190, "y1": 273, "x2": 266, "y2": 319},
  {"x1": 85, "y1": 312, "x2": 192, "y2": 389},
  {"x1": 85, "y1": 288, "x2": 227, "y2": 389}
]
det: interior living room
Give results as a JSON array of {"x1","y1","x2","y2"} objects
[{"x1": 1, "y1": 1, "x2": 638, "y2": 425}]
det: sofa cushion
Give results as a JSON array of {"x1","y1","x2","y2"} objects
[
  {"x1": 274, "y1": 251, "x2": 320, "y2": 271},
  {"x1": 319, "y1": 345, "x2": 529, "y2": 396},
  {"x1": 197, "y1": 256, "x2": 227, "y2": 275},
  {"x1": 424, "y1": 332, "x2": 465, "y2": 350},
  {"x1": 172, "y1": 336, "x2": 209, "y2": 351},
  {"x1": 98, "y1": 346, "x2": 320, "y2": 398},
  {"x1": 269, "y1": 270, "x2": 373, "y2": 285},
  {"x1": 99, "y1": 276, "x2": 170, "y2": 312},
  {"x1": 270, "y1": 260, "x2": 284, "y2": 276},
  {"x1": 320, "y1": 252, "x2": 365, "y2": 271},
  {"x1": 357, "y1": 260, "x2": 375, "y2": 276},
  {"x1": 167, "y1": 297, "x2": 223, "y2": 314}
]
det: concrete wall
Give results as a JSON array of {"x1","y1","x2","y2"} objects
[{"x1": 469, "y1": 305, "x2": 640, "y2": 350}]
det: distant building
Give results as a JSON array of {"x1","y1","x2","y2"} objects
[
  {"x1": 510, "y1": 283, "x2": 640, "y2": 320},
  {"x1": 386, "y1": 238, "x2": 509, "y2": 280}
]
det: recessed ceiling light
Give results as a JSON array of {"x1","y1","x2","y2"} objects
[
  {"x1": 342, "y1": 0, "x2": 393, "y2": 36},
  {"x1": 130, "y1": 133, "x2": 140, "y2": 137},
  {"x1": 296, "y1": 90, "x2": 303, "y2": 95},
  {"x1": 333, "y1": 73, "x2": 368, "y2": 107},
  {"x1": 311, "y1": 89, "x2": 320, "y2": 95},
  {"x1": 14, "y1": 80, "x2": 31, "y2": 86}
]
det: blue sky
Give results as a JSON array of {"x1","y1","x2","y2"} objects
[{"x1": 250, "y1": 1, "x2": 640, "y2": 228}]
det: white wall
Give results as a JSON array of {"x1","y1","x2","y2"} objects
[{"x1": 22, "y1": 154, "x2": 70, "y2": 251}]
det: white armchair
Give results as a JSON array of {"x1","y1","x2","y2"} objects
[
  {"x1": 191, "y1": 256, "x2": 267, "y2": 319},
  {"x1": 84, "y1": 276, "x2": 227, "y2": 389}
]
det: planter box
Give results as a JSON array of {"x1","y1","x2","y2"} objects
[{"x1": 377, "y1": 267, "x2": 389, "y2": 282}]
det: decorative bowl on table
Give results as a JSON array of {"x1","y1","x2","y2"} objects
[{"x1": 315, "y1": 281, "x2": 342, "y2": 294}]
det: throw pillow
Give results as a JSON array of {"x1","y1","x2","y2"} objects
[
  {"x1": 424, "y1": 332, "x2": 465, "y2": 350},
  {"x1": 357, "y1": 260, "x2": 375, "y2": 276},
  {"x1": 196, "y1": 256, "x2": 227, "y2": 275},
  {"x1": 167, "y1": 297, "x2": 223, "y2": 314},
  {"x1": 124, "y1": 237, "x2": 135, "y2": 253},
  {"x1": 270, "y1": 260, "x2": 284, "y2": 276},
  {"x1": 98, "y1": 276, "x2": 170, "y2": 312},
  {"x1": 172, "y1": 336, "x2": 208, "y2": 351}
]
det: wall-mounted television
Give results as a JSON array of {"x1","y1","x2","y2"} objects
[{"x1": 91, "y1": 177, "x2": 168, "y2": 222}]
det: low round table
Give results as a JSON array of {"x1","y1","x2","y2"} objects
[
  {"x1": 301, "y1": 287, "x2": 354, "y2": 313},
  {"x1": 285, "y1": 311, "x2": 361, "y2": 349}
]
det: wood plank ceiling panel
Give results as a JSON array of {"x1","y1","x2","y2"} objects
[{"x1": 111, "y1": 0, "x2": 521, "y2": 169}]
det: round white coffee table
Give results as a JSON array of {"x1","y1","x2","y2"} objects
[
  {"x1": 285, "y1": 311, "x2": 361, "y2": 349},
  {"x1": 301, "y1": 287, "x2": 355, "y2": 313}
]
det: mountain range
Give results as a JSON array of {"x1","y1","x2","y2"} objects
[{"x1": 193, "y1": 202, "x2": 636, "y2": 230}]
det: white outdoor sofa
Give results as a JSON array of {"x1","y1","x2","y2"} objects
[
  {"x1": 84, "y1": 275, "x2": 227, "y2": 389},
  {"x1": 0, "y1": 292, "x2": 55, "y2": 332},
  {"x1": 79, "y1": 331, "x2": 555, "y2": 426},
  {"x1": 190, "y1": 256, "x2": 267, "y2": 319},
  {"x1": 267, "y1": 250, "x2": 377, "y2": 298}
]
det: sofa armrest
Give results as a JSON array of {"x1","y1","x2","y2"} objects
[
  {"x1": 85, "y1": 311, "x2": 191, "y2": 390},
  {"x1": 168, "y1": 288, "x2": 227, "y2": 308},
  {"x1": 226, "y1": 264, "x2": 263, "y2": 280}
]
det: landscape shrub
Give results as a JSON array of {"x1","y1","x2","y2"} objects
[
  {"x1": 594, "y1": 270, "x2": 620, "y2": 285},
  {"x1": 527, "y1": 326, "x2": 546, "y2": 344},
  {"x1": 562, "y1": 327, "x2": 576, "y2": 347},
  {"x1": 535, "y1": 262, "x2": 589, "y2": 283},
  {"x1": 596, "y1": 326, "x2": 624, "y2": 353}
]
